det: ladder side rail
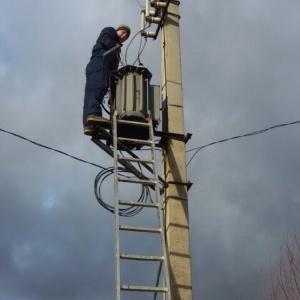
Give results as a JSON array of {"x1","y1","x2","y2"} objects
[
  {"x1": 113, "y1": 111, "x2": 121, "y2": 300},
  {"x1": 149, "y1": 118, "x2": 172, "y2": 300}
]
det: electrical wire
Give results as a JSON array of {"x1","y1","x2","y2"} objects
[
  {"x1": 132, "y1": 31, "x2": 148, "y2": 66},
  {"x1": 124, "y1": 23, "x2": 151, "y2": 66},
  {"x1": 94, "y1": 166, "x2": 153, "y2": 217},
  {"x1": 124, "y1": 29, "x2": 143, "y2": 65},
  {"x1": 135, "y1": 0, "x2": 144, "y2": 8},
  {"x1": 3, "y1": 119, "x2": 300, "y2": 215},
  {"x1": 0, "y1": 128, "x2": 155, "y2": 216},
  {"x1": 2, "y1": 119, "x2": 299, "y2": 170},
  {"x1": 100, "y1": 93, "x2": 111, "y2": 115},
  {"x1": 186, "y1": 120, "x2": 300, "y2": 167},
  {"x1": 0, "y1": 128, "x2": 105, "y2": 169}
]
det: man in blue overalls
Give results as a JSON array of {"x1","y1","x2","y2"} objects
[{"x1": 83, "y1": 24, "x2": 131, "y2": 135}]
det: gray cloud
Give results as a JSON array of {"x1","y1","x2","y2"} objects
[{"x1": 1, "y1": 0, "x2": 300, "y2": 299}]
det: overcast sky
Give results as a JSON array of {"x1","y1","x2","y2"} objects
[{"x1": 1, "y1": 0, "x2": 300, "y2": 299}]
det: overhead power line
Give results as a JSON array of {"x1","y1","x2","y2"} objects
[
  {"x1": 0, "y1": 128, "x2": 155, "y2": 216},
  {"x1": 0, "y1": 128, "x2": 105, "y2": 169},
  {"x1": 186, "y1": 120, "x2": 300, "y2": 167},
  {"x1": 1, "y1": 119, "x2": 300, "y2": 169}
]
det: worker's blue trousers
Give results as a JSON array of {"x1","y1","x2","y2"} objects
[{"x1": 83, "y1": 57, "x2": 110, "y2": 126}]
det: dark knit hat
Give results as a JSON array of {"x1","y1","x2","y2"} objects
[{"x1": 117, "y1": 24, "x2": 131, "y2": 38}]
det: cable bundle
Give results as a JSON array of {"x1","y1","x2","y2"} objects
[{"x1": 94, "y1": 166, "x2": 153, "y2": 217}]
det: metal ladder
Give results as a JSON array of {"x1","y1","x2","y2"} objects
[{"x1": 112, "y1": 111, "x2": 171, "y2": 300}]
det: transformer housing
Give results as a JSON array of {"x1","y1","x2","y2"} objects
[{"x1": 112, "y1": 65, "x2": 160, "y2": 128}]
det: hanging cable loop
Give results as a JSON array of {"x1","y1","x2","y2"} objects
[{"x1": 94, "y1": 166, "x2": 153, "y2": 216}]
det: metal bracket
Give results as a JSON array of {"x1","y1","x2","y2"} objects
[
  {"x1": 154, "y1": 130, "x2": 192, "y2": 147},
  {"x1": 91, "y1": 125, "x2": 167, "y2": 189},
  {"x1": 167, "y1": 11, "x2": 181, "y2": 19},
  {"x1": 167, "y1": 180, "x2": 193, "y2": 191}
]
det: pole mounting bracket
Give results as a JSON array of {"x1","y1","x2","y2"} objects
[{"x1": 154, "y1": 130, "x2": 192, "y2": 147}]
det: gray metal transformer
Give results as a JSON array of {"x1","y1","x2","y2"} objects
[{"x1": 112, "y1": 65, "x2": 160, "y2": 128}]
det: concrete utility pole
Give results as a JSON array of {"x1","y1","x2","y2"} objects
[{"x1": 161, "y1": 1, "x2": 193, "y2": 299}]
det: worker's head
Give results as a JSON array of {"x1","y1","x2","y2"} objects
[{"x1": 117, "y1": 24, "x2": 131, "y2": 42}]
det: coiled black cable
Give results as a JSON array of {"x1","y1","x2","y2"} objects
[{"x1": 94, "y1": 166, "x2": 153, "y2": 217}]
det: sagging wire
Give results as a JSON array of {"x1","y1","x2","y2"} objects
[
  {"x1": 124, "y1": 24, "x2": 151, "y2": 66},
  {"x1": 132, "y1": 37, "x2": 148, "y2": 66},
  {"x1": 135, "y1": 0, "x2": 144, "y2": 8},
  {"x1": 94, "y1": 166, "x2": 154, "y2": 217},
  {"x1": 186, "y1": 119, "x2": 300, "y2": 167},
  {"x1": 100, "y1": 92, "x2": 111, "y2": 115},
  {"x1": 0, "y1": 128, "x2": 105, "y2": 169}
]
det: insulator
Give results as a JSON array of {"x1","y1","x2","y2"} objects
[
  {"x1": 150, "y1": 1, "x2": 167, "y2": 8},
  {"x1": 141, "y1": 31, "x2": 156, "y2": 38},
  {"x1": 146, "y1": 16, "x2": 161, "y2": 24},
  {"x1": 145, "y1": 0, "x2": 156, "y2": 18}
]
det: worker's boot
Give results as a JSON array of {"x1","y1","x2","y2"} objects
[
  {"x1": 87, "y1": 114, "x2": 111, "y2": 128},
  {"x1": 83, "y1": 125, "x2": 96, "y2": 136}
]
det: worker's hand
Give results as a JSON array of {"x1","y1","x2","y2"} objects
[{"x1": 105, "y1": 40, "x2": 118, "y2": 49}]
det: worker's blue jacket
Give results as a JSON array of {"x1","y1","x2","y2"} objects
[
  {"x1": 90, "y1": 27, "x2": 121, "y2": 71},
  {"x1": 83, "y1": 27, "x2": 122, "y2": 126}
]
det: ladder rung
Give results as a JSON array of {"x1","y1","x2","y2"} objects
[
  {"x1": 118, "y1": 177, "x2": 156, "y2": 185},
  {"x1": 120, "y1": 254, "x2": 164, "y2": 261},
  {"x1": 118, "y1": 137, "x2": 152, "y2": 145},
  {"x1": 117, "y1": 119, "x2": 150, "y2": 127},
  {"x1": 119, "y1": 200, "x2": 159, "y2": 208},
  {"x1": 120, "y1": 285, "x2": 168, "y2": 293},
  {"x1": 119, "y1": 225, "x2": 161, "y2": 233},
  {"x1": 118, "y1": 157, "x2": 154, "y2": 164}
]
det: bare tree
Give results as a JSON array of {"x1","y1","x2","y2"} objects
[{"x1": 264, "y1": 234, "x2": 300, "y2": 300}]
